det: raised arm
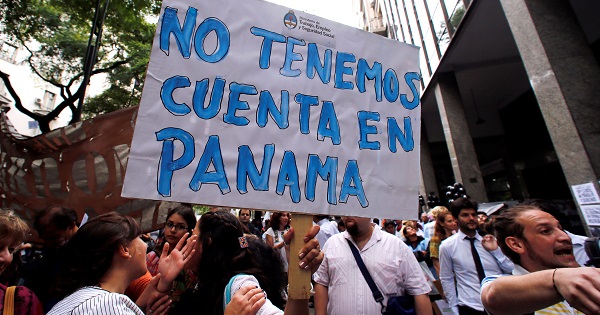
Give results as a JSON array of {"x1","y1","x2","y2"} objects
[
  {"x1": 481, "y1": 235, "x2": 513, "y2": 273},
  {"x1": 156, "y1": 233, "x2": 197, "y2": 292},
  {"x1": 481, "y1": 267, "x2": 600, "y2": 315}
]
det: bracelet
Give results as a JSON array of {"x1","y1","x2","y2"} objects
[{"x1": 552, "y1": 268, "x2": 563, "y2": 299}]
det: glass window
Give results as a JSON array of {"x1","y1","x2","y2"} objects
[
  {"x1": 0, "y1": 41, "x2": 17, "y2": 62},
  {"x1": 42, "y1": 91, "x2": 57, "y2": 110}
]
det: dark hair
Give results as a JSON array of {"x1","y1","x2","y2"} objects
[
  {"x1": 175, "y1": 211, "x2": 286, "y2": 315},
  {"x1": 493, "y1": 205, "x2": 534, "y2": 265},
  {"x1": 449, "y1": 197, "x2": 478, "y2": 219},
  {"x1": 33, "y1": 205, "x2": 78, "y2": 234},
  {"x1": 373, "y1": 218, "x2": 380, "y2": 225},
  {"x1": 269, "y1": 212, "x2": 289, "y2": 231},
  {"x1": 154, "y1": 204, "x2": 197, "y2": 254},
  {"x1": 314, "y1": 215, "x2": 328, "y2": 221},
  {"x1": 166, "y1": 204, "x2": 197, "y2": 234},
  {"x1": 55, "y1": 212, "x2": 141, "y2": 296},
  {"x1": 337, "y1": 219, "x2": 345, "y2": 230},
  {"x1": 384, "y1": 221, "x2": 396, "y2": 229},
  {"x1": 482, "y1": 215, "x2": 497, "y2": 235}
]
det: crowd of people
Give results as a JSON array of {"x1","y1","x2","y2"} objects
[{"x1": 0, "y1": 198, "x2": 598, "y2": 315}]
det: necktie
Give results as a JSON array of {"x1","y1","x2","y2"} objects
[{"x1": 468, "y1": 237, "x2": 486, "y2": 283}]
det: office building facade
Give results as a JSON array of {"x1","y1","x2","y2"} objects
[{"x1": 358, "y1": 0, "x2": 600, "y2": 234}]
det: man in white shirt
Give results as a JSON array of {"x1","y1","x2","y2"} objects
[
  {"x1": 565, "y1": 230, "x2": 590, "y2": 266},
  {"x1": 314, "y1": 216, "x2": 432, "y2": 315},
  {"x1": 480, "y1": 203, "x2": 597, "y2": 314},
  {"x1": 439, "y1": 198, "x2": 513, "y2": 315},
  {"x1": 313, "y1": 215, "x2": 339, "y2": 248}
]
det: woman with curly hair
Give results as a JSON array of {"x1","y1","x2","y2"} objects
[
  {"x1": 264, "y1": 212, "x2": 291, "y2": 273},
  {"x1": 0, "y1": 210, "x2": 44, "y2": 315}
]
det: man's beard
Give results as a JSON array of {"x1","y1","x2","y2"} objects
[
  {"x1": 459, "y1": 220, "x2": 477, "y2": 233},
  {"x1": 523, "y1": 239, "x2": 573, "y2": 269},
  {"x1": 346, "y1": 222, "x2": 360, "y2": 236}
]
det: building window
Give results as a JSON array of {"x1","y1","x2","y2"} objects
[
  {"x1": 42, "y1": 90, "x2": 56, "y2": 110},
  {"x1": 0, "y1": 40, "x2": 18, "y2": 63}
]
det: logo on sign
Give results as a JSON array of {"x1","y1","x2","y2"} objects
[{"x1": 283, "y1": 11, "x2": 297, "y2": 29}]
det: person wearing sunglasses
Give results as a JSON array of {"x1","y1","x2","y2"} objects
[{"x1": 146, "y1": 204, "x2": 197, "y2": 304}]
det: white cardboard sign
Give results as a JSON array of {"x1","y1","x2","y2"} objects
[
  {"x1": 572, "y1": 182, "x2": 600, "y2": 205},
  {"x1": 122, "y1": 0, "x2": 422, "y2": 219},
  {"x1": 581, "y1": 205, "x2": 600, "y2": 226}
]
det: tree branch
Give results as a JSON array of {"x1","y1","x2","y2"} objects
[
  {"x1": 21, "y1": 43, "x2": 66, "y2": 89},
  {"x1": 91, "y1": 58, "x2": 130, "y2": 75},
  {"x1": 0, "y1": 71, "x2": 43, "y2": 121}
]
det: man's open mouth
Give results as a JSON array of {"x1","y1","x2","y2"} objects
[{"x1": 555, "y1": 248, "x2": 573, "y2": 256}]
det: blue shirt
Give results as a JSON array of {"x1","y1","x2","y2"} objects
[{"x1": 439, "y1": 230, "x2": 514, "y2": 313}]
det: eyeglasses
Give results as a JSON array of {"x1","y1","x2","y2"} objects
[{"x1": 166, "y1": 221, "x2": 188, "y2": 232}]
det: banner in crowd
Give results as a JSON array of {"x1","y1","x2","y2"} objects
[
  {"x1": 123, "y1": 0, "x2": 422, "y2": 219},
  {"x1": 0, "y1": 107, "x2": 173, "y2": 235}
]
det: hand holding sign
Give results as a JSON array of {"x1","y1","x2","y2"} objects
[{"x1": 123, "y1": 0, "x2": 420, "y2": 310}]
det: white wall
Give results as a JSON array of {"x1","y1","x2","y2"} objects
[{"x1": 0, "y1": 43, "x2": 72, "y2": 137}]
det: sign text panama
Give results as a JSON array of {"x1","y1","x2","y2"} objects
[{"x1": 123, "y1": 0, "x2": 422, "y2": 219}]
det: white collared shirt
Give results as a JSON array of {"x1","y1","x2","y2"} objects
[
  {"x1": 565, "y1": 230, "x2": 589, "y2": 266},
  {"x1": 315, "y1": 218, "x2": 339, "y2": 248},
  {"x1": 423, "y1": 221, "x2": 436, "y2": 240},
  {"x1": 314, "y1": 228, "x2": 431, "y2": 315},
  {"x1": 439, "y1": 230, "x2": 514, "y2": 313}
]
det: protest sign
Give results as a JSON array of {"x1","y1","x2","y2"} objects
[{"x1": 122, "y1": 0, "x2": 421, "y2": 220}]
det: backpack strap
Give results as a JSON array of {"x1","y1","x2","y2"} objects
[{"x1": 347, "y1": 239, "x2": 386, "y2": 313}]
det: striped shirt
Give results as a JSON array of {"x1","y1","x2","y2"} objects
[
  {"x1": 47, "y1": 286, "x2": 144, "y2": 315},
  {"x1": 536, "y1": 302, "x2": 584, "y2": 315}
]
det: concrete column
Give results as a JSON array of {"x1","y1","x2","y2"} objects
[
  {"x1": 434, "y1": 73, "x2": 488, "y2": 202},
  {"x1": 500, "y1": 0, "x2": 600, "y2": 235},
  {"x1": 420, "y1": 125, "x2": 438, "y2": 198}
]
